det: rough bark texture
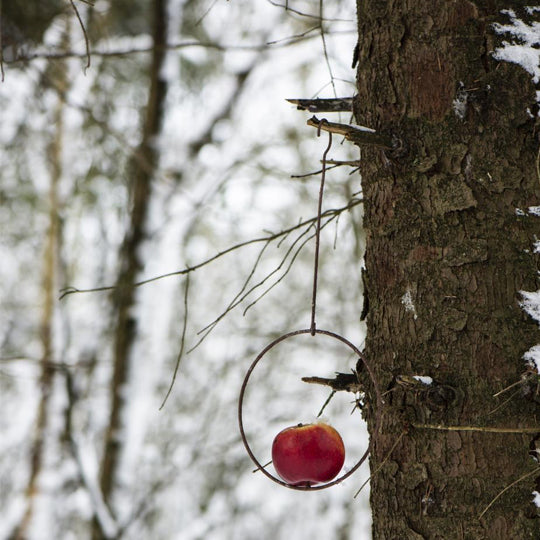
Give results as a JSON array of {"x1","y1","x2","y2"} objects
[
  {"x1": 94, "y1": 0, "x2": 168, "y2": 537},
  {"x1": 355, "y1": 2, "x2": 540, "y2": 538}
]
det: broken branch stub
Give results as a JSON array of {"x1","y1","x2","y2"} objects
[{"x1": 307, "y1": 116, "x2": 393, "y2": 149}]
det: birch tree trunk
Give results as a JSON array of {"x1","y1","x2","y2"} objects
[
  {"x1": 13, "y1": 40, "x2": 67, "y2": 540},
  {"x1": 355, "y1": 2, "x2": 540, "y2": 537}
]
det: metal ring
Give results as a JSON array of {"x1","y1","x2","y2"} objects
[{"x1": 238, "y1": 328, "x2": 370, "y2": 491}]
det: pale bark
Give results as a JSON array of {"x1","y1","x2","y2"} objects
[{"x1": 14, "y1": 45, "x2": 66, "y2": 540}]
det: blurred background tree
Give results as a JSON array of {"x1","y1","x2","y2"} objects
[{"x1": 1, "y1": 1, "x2": 370, "y2": 539}]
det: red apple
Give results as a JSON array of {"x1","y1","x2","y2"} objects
[{"x1": 271, "y1": 422, "x2": 345, "y2": 486}]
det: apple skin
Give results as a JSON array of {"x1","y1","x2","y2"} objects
[{"x1": 271, "y1": 423, "x2": 345, "y2": 486}]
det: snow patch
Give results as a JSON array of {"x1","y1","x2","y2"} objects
[
  {"x1": 523, "y1": 344, "x2": 540, "y2": 373},
  {"x1": 493, "y1": 10, "x2": 540, "y2": 85},
  {"x1": 520, "y1": 292, "x2": 540, "y2": 372},
  {"x1": 520, "y1": 290, "x2": 540, "y2": 323},
  {"x1": 412, "y1": 375, "x2": 433, "y2": 385},
  {"x1": 516, "y1": 206, "x2": 540, "y2": 216},
  {"x1": 401, "y1": 289, "x2": 418, "y2": 319},
  {"x1": 453, "y1": 83, "x2": 468, "y2": 119},
  {"x1": 533, "y1": 490, "x2": 540, "y2": 507},
  {"x1": 350, "y1": 123, "x2": 376, "y2": 133}
]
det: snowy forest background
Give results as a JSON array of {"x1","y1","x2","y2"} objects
[{"x1": 0, "y1": 1, "x2": 373, "y2": 539}]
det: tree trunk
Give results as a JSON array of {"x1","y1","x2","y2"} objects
[
  {"x1": 13, "y1": 35, "x2": 67, "y2": 540},
  {"x1": 94, "y1": 0, "x2": 168, "y2": 536},
  {"x1": 355, "y1": 2, "x2": 540, "y2": 538}
]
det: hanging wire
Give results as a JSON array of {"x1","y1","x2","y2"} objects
[{"x1": 310, "y1": 124, "x2": 332, "y2": 335}]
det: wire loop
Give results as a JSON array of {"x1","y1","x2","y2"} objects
[{"x1": 238, "y1": 328, "x2": 371, "y2": 490}]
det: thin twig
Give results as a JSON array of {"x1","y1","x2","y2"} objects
[
  {"x1": 412, "y1": 423, "x2": 540, "y2": 434},
  {"x1": 69, "y1": 0, "x2": 91, "y2": 72},
  {"x1": 478, "y1": 467, "x2": 540, "y2": 519},
  {"x1": 196, "y1": 222, "x2": 313, "y2": 336},
  {"x1": 241, "y1": 230, "x2": 316, "y2": 315},
  {"x1": 486, "y1": 388, "x2": 522, "y2": 416},
  {"x1": 195, "y1": 0, "x2": 219, "y2": 26},
  {"x1": 493, "y1": 378, "x2": 524, "y2": 397},
  {"x1": 252, "y1": 460, "x2": 272, "y2": 473},
  {"x1": 5, "y1": 31, "x2": 354, "y2": 64},
  {"x1": 266, "y1": 0, "x2": 353, "y2": 22},
  {"x1": 0, "y1": 0, "x2": 4, "y2": 82},
  {"x1": 159, "y1": 274, "x2": 190, "y2": 410},
  {"x1": 325, "y1": 159, "x2": 361, "y2": 166},
  {"x1": 59, "y1": 199, "x2": 362, "y2": 299},
  {"x1": 318, "y1": 0, "x2": 337, "y2": 99},
  {"x1": 354, "y1": 431, "x2": 406, "y2": 498},
  {"x1": 189, "y1": 226, "x2": 318, "y2": 353},
  {"x1": 333, "y1": 212, "x2": 340, "y2": 249},
  {"x1": 266, "y1": 26, "x2": 319, "y2": 46},
  {"x1": 535, "y1": 142, "x2": 540, "y2": 190},
  {"x1": 291, "y1": 163, "x2": 341, "y2": 179},
  {"x1": 317, "y1": 390, "x2": 336, "y2": 417},
  {"x1": 63, "y1": 370, "x2": 119, "y2": 537}
]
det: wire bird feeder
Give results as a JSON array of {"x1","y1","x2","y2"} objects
[{"x1": 238, "y1": 121, "x2": 383, "y2": 490}]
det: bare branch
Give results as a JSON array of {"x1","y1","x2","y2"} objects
[
  {"x1": 188, "y1": 60, "x2": 260, "y2": 157},
  {"x1": 189, "y1": 221, "x2": 317, "y2": 352},
  {"x1": 69, "y1": 0, "x2": 91, "y2": 71},
  {"x1": 266, "y1": 0, "x2": 353, "y2": 22},
  {"x1": 479, "y1": 467, "x2": 540, "y2": 519},
  {"x1": 159, "y1": 274, "x2": 190, "y2": 410},
  {"x1": 287, "y1": 97, "x2": 353, "y2": 112},
  {"x1": 307, "y1": 116, "x2": 393, "y2": 148},
  {"x1": 59, "y1": 198, "x2": 363, "y2": 299},
  {"x1": 412, "y1": 423, "x2": 540, "y2": 434},
  {"x1": 241, "y1": 228, "x2": 315, "y2": 316},
  {"x1": 290, "y1": 160, "x2": 361, "y2": 179},
  {"x1": 266, "y1": 25, "x2": 319, "y2": 46},
  {"x1": 319, "y1": 0, "x2": 337, "y2": 99},
  {"x1": 302, "y1": 372, "x2": 362, "y2": 393},
  {"x1": 354, "y1": 431, "x2": 406, "y2": 498},
  {"x1": 5, "y1": 31, "x2": 353, "y2": 64}
]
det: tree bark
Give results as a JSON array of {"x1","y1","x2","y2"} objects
[
  {"x1": 94, "y1": 0, "x2": 168, "y2": 536},
  {"x1": 355, "y1": 2, "x2": 540, "y2": 538}
]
